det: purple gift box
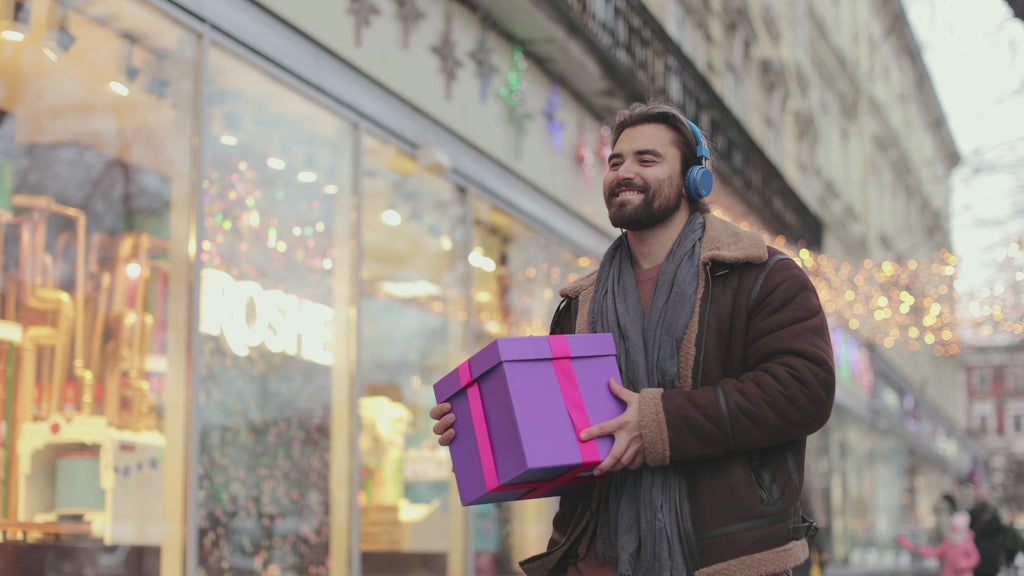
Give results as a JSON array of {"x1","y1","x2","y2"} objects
[{"x1": 433, "y1": 333, "x2": 625, "y2": 506}]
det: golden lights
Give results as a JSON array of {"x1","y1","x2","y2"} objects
[{"x1": 770, "y1": 231, "x2": 1024, "y2": 357}]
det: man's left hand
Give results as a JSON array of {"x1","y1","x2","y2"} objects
[{"x1": 579, "y1": 378, "x2": 644, "y2": 476}]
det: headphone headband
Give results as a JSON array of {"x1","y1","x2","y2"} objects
[
  {"x1": 684, "y1": 118, "x2": 710, "y2": 165},
  {"x1": 682, "y1": 118, "x2": 713, "y2": 200}
]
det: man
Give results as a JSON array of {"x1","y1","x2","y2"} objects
[
  {"x1": 431, "y1": 101, "x2": 835, "y2": 576},
  {"x1": 968, "y1": 486, "x2": 1006, "y2": 576}
]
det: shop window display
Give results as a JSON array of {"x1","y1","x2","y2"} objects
[
  {"x1": 0, "y1": 0, "x2": 196, "y2": 573},
  {"x1": 194, "y1": 48, "x2": 353, "y2": 576},
  {"x1": 468, "y1": 198, "x2": 595, "y2": 575},
  {"x1": 357, "y1": 133, "x2": 468, "y2": 575}
]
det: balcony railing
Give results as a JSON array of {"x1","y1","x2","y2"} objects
[{"x1": 546, "y1": 0, "x2": 823, "y2": 249}]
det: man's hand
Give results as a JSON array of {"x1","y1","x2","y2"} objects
[
  {"x1": 579, "y1": 378, "x2": 643, "y2": 476},
  {"x1": 430, "y1": 402, "x2": 456, "y2": 446}
]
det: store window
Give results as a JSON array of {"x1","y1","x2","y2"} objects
[
  {"x1": 357, "y1": 133, "x2": 468, "y2": 575},
  {"x1": 0, "y1": 0, "x2": 196, "y2": 573},
  {"x1": 194, "y1": 47, "x2": 354, "y2": 576},
  {"x1": 469, "y1": 197, "x2": 595, "y2": 574},
  {"x1": 829, "y1": 411, "x2": 908, "y2": 568}
]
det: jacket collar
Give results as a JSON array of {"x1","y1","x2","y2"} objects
[{"x1": 560, "y1": 215, "x2": 768, "y2": 299}]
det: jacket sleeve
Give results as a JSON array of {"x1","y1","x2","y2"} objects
[{"x1": 659, "y1": 257, "x2": 836, "y2": 460}]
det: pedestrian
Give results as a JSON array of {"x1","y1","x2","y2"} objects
[
  {"x1": 968, "y1": 486, "x2": 1006, "y2": 576},
  {"x1": 935, "y1": 492, "x2": 960, "y2": 542},
  {"x1": 431, "y1": 100, "x2": 836, "y2": 576},
  {"x1": 896, "y1": 510, "x2": 980, "y2": 576}
]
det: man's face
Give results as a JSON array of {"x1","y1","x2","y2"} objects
[{"x1": 603, "y1": 123, "x2": 685, "y2": 231}]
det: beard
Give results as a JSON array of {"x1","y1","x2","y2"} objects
[{"x1": 604, "y1": 179, "x2": 685, "y2": 231}]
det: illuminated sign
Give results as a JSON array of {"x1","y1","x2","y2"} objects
[{"x1": 198, "y1": 268, "x2": 334, "y2": 366}]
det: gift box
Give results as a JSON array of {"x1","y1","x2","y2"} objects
[{"x1": 433, "y1": 333, "x2": 624, "y2": 506}]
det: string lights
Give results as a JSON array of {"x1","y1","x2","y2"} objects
[{"x1": 733, "y1": 215, "x2": 1024, "y2": 357}]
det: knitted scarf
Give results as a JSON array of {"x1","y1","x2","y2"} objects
[{"x1": 590, "y1": 212, "x2": 705, "y2": 576}]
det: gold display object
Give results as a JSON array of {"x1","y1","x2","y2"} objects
[
  {"x1": 5, "y1": 195, "x2": 164, "y2": 432},
  {"x1": 11, "y1": 195, "x2": 92, "y2": 425},
  {"x1": 2, "y1": 193, "x2": 168, "y2": 526}
]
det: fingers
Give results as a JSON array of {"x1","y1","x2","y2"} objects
[
  {"x1": 429, "y1": 402, "x2": 451, "y2": 421},
  {"x1": 626, "y1": 449, "x2": 645, "y2": 470},
  {"x1": 438, "y1": 427, "x2": 455, "y2": 447},
  {"x1": 608, "y1": 377, "x2": 628, "y2": 399},
  {"x1": 432, "y1": 412, "x2": 455, "y2": 436},
  {"x1": 431, "y1": 403, "x2": 457, "y2": 447},
  {"x1": 592, "y1": 440, "x2": 633, "y2": 477},
  {"x1": 578, "y1": 422, "x2": 606, "y2": 443}
]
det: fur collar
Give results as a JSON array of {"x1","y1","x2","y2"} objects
[{"x1": 560, "y1": 215, "x2": 768, "y2": 299}]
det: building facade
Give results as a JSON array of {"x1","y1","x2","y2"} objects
[
  {"x1": 0, "y1": 0, "x2": 984, "y2": 575},
  {"x1": 964, "y1": 342, "x2": 1024, "y2": 515},
  {"x1": 643, "y1": 0, "x2": 982, "y2": 571}
]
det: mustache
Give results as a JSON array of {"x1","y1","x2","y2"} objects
[{"x1": 611, "y1": 180, "x2": 650, "y2": 194}]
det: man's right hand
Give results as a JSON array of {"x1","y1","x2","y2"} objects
[{"x1": 430, "y1": 402, "x2": 456, "y2": 446}]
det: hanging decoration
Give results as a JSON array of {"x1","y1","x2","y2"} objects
[
  {"x1": 394, "y1": 0, "x2": 426, "y2": 50},
  {"x1": 544, "y1": 84, "x2": 565, "y2": 153},
  {"x1": 498, "y1": 45, "x2": 533, "y2": 160},
  {"x1": 432, "y1": 4, "x2": 462, "y2": 101},
  {"x1": 596, "y1": 125, "x2": 612, "y2": 173},
  {"x1": 576, "y1": 121, "x2": 595, "y2": 179},
  {"x1": 468, "y1": 22, "x2": 499, "y2": 104},
  {"x1": 349, "y1": 0, "x2": 381, "y2": 47}
]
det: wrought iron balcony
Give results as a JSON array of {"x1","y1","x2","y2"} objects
[{"x1": 470, "y1": 0, "x2": 823, "y2": 249}]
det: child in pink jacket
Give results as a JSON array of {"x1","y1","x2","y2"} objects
[{"x1": 897, "y1": 511, "x2": 980, "y2": 576}]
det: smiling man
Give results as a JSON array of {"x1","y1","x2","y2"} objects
[{"x1": 432, "y1": 100, "x2": 836, "y2": 576}]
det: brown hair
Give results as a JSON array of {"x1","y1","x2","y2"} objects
[{"x1": 611, "y1": 101, "x2": 711, "y2": 214}]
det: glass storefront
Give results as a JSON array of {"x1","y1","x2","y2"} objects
[
  {"x1": 0, "y1": 0, "x2": 195, "y2": 572},
  {"x1": 357, "y1": 133, "x2": 466, "y2": 575},
  {"x1": 0, "y1": 1, "x2": 600, "y2": 574},
  {"x1": 467, "y1": 198, "x2": 594, "y2": 575},
  {"x1": 194, "y1": 46, "x2": 354, "y2": 576}
]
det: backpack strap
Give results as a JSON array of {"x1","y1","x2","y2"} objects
[
  {"x1": 747, "y1": 253, "x2": 791, "y2": 320},
  {"x1": 549, "y1": 295, "x2": 578, "y2": 335}
]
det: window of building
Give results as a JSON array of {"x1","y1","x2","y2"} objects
[
  {"x1": 978, "y1": 416, "x2": 988, "y2": 434},
  {"x1": 1008, "y1": 366, "x2": 1024, "y2": 392},
  {"x1": 468, "y1": 197, "x2": 596, "y2": 573},
  {"x1": 0, "y1": 0, "x2": 197, "y2": 572},
  {"x1": 194, "y1": 46, "x2": 354, "y2": 576},
  {"x1": 666, "y1": 1, "x2": 707, "y2": 70},
  {"x1": 972, "y1": 368, "x2": 994, "y2": 393},
  {"x1": 1015, "y1": 414, "x2": 1022, "y2": 434},
  {"x1": 356, "y1": 133, "x2": 467, "y2": 574}
]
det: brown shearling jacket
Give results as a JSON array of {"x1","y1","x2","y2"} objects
[{"x1": 520, "y1": 215, "x2": 836, "y2": 576}]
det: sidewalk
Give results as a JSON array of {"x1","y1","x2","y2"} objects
[
  {"x1": 826, "y1": 565, "x2": 1024, "y2": 576},
  {"x1": 825, "y1": 565, "x2": 937, "y2": 576}
]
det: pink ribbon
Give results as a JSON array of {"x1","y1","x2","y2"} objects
[
  {"x1": 457, "y1": 335, "x2": 603, "y2": 500},
  {"x1": 460, "y1": 361, "x2": 500, "y2": 491},
  {"x1": 548, "y1": 334, "x2": 601, "y2": 463}
]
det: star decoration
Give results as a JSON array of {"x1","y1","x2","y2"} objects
[
  {"x1": 394, "y1": 0, "x2": 426, "y2": 49},
  {"x1": 577, "y1": 123, "x2": 595, "y2": 179},
  {"x1": 597, "y1": 124, "x2": 612, "y2": 173},
  {"x1": 544, "y1": 84, "x2": 565, "y2": 153},
  {"x1": 432, "y1": 6, "x2": 462, "y2": 100},
  {"x1": 349, "y1": 0, "x2": 381, "y2": 47},
  {"x1": 498, "y1": 45, "x2": 534, "y2": 159},
  {"x1": 468, "y1": 24, "x2": 499, "y2": 104}
]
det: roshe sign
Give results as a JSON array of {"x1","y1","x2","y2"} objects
[{"x1": 198, "y1": 268, "x2": 334, "y2": 366}]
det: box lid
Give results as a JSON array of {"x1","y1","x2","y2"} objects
[{"x1": 433, "y1": 333, "x2": 616, "y2": 403}]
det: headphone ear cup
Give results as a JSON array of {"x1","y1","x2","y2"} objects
[{"x1": 685, "y1": 165, "x2": 713, "y2": 200}]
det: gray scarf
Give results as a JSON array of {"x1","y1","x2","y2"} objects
[{"x1": 590, "y1": 212, "x2": 705, "y2": 576}]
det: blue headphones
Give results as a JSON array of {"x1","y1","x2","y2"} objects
[{"x1": 683, "y1": 119, "x2": 713, "y2": 200}]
